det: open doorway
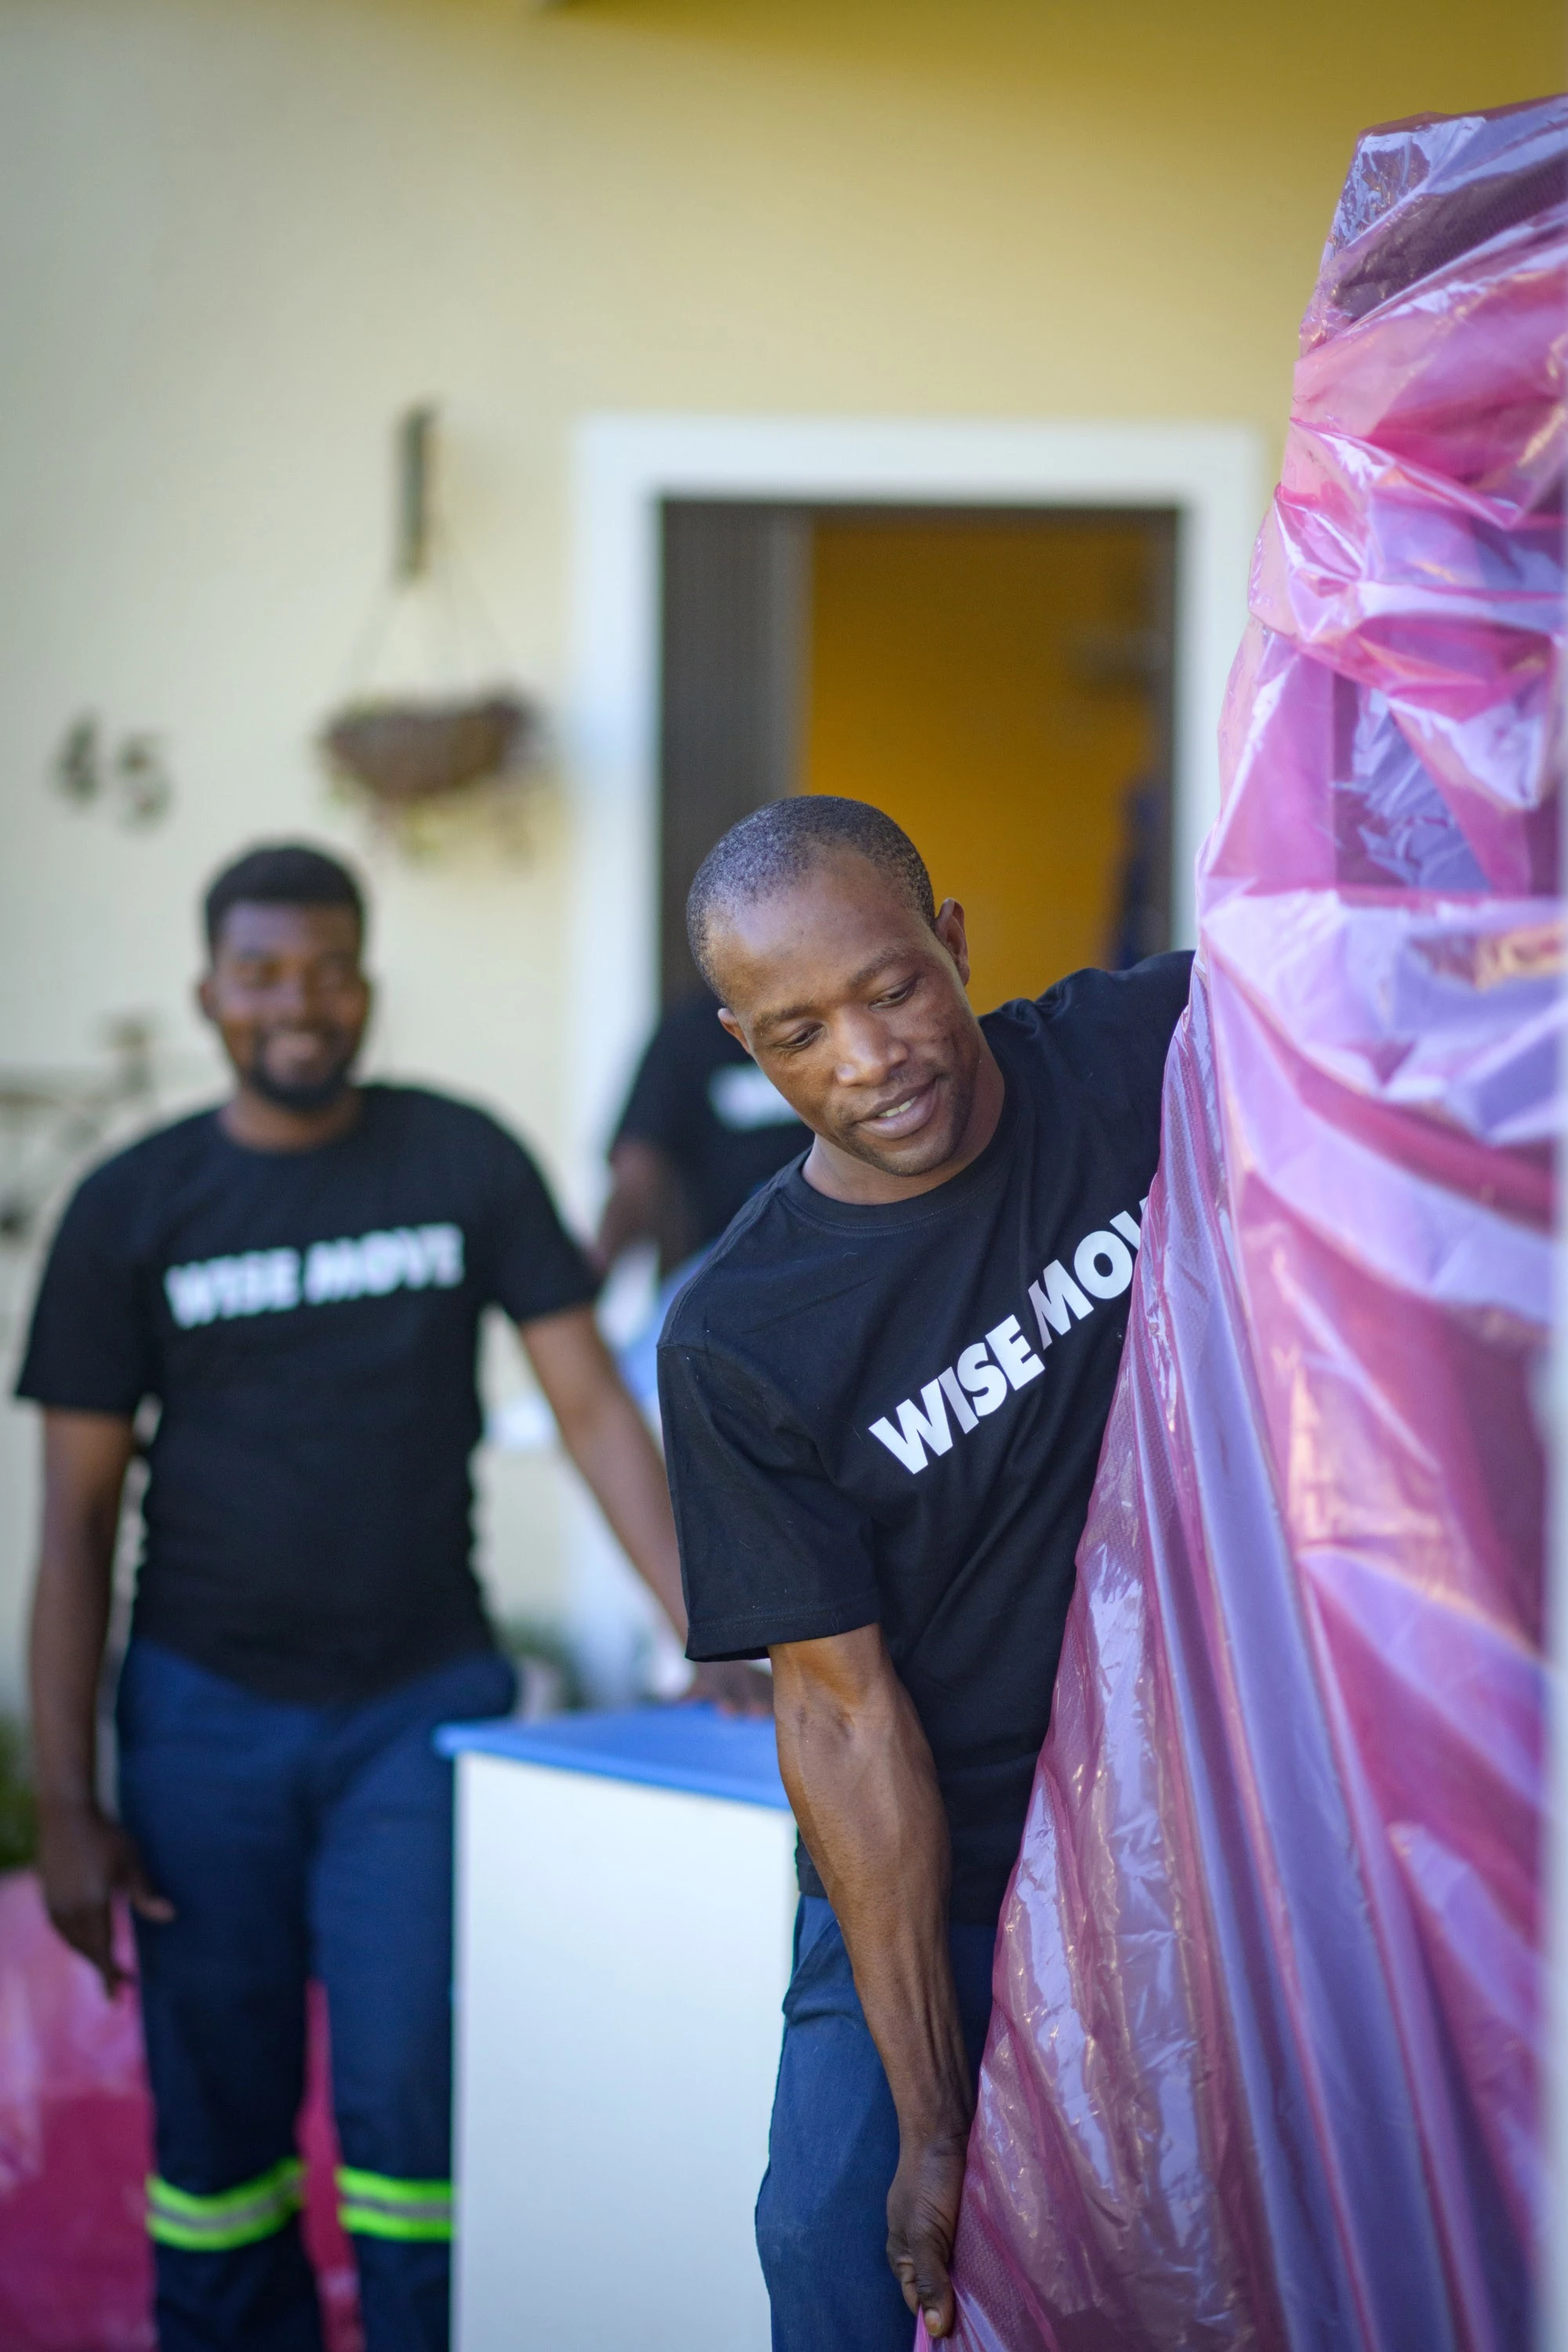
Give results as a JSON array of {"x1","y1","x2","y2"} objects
[
  {"x1": 659, "y1": 500, "x2": 1177, "y2": 1012},
  {"x1": 562, "y1": 416, "x2": 1259, "y2": 1691}
]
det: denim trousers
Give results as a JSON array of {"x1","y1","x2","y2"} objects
[
  {"x1": 755, "y1": 1895, "x2": 998, "y2": 2352},
  {"x1": 117, "y1": 1637, "x2": 516, "y2": 2352}
]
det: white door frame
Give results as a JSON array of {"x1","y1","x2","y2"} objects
[{"x1": 565, "y1": 412, "x2": 1265, "y2": 1205}]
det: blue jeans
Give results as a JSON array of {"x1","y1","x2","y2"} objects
[
  {"x1": 116, "y1": 1638, "x2": 517, "y2": 2352},
  {"x1": 756, "y1": 1896, "x2": 998, "y2": 2352}
]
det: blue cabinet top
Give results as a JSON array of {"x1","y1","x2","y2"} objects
[{"x1": 436, "y1": 1704, "x2": 790, "y2": 1813}]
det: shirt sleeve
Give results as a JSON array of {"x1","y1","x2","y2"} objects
[
  {"x1": 14, "y1": 1173, "x2": 157, "y2": 1415},
  {"x1": 1131, "y1": 948, "x2": 1196, "y2": 1042},
  {"x1": 659, "y1": 1338, "x2": 883, "y2": 1660},
  {"x1": 1118, "y1": 949, "x2": 1195, "y2": 1115},
  {"x1": 1040, "y1": 949, "x2": 1192, "y2": 1124},
  {"x1": 477, "y1": 1124, "x2": 601, "y2": 1326}
]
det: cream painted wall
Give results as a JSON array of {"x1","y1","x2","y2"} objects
[{"x1": 0, "y1": 0, "x2": 1559, "y2": 1712}]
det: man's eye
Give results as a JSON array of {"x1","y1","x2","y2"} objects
[
  {"x1": 779, "y1": 1029, "x2": 817, "y2": 1053},
  {"x1": 875, "y1": 980, "x2": 916, "y2": 1007}
]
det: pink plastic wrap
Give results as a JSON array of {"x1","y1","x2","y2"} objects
[
  {"x1": 0, "y1": 1872, "x2": 153, "y2": 2350},
  {"x1": 938, "y1": 97, "x2": 1566, "y2": 2352},
  {"x1": 0, "y1": 1871, "x2": 363, "y2": 2352}
]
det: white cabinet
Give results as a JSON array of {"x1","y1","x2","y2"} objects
[{"x1": 440, "y1": 1708, "x2": 797, "y2": 2352}]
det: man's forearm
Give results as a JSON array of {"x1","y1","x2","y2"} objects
[
  {"x1": 31, "y1": 1411, "x2": 169, "y2": 1990},
  {"x1": 771, "y1": 1631, "x2": 971, "y2": 2141},
  {"x1": 523, "y1": 1307, "x2": 689, "y2": 1639},
  {"x1": 31, "y1": 1414, "x2": 133, "y2": 1813},
  {"x1": 772, "y1": 1628, "x2": 974, "y2": 2333},
  {"x1": 31, "y1": 1518, "x2": 118, "y2": 1813},
  {"x1": 593, "y1": 1139, "x2": 692, "y2": 1276},
  {"x1": 556, "y1": 1386, "x2": 689, "y2": 1639}
]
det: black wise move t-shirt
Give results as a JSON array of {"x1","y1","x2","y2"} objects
[
  {"x1": 615, "y1": 993, "x2": 809, "y2": 1251},
  {"x1": 16, "y1": 1085, "x2": 597, "y2": 1705},
  {"x1": 659, "y1": 954, "x2": 1193, "y2": 1924}
]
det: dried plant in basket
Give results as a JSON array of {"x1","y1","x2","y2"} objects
[{"x1": 319, "y1": 691, "x2": 541, "y2": 810}]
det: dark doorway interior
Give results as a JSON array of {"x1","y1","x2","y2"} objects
[
  {"x1": 658, "y1": 503, "x2": 808, "y2": 1006},
  {"x1": 657, "y1": 499, "x2": 1177, "y2": 1011}
]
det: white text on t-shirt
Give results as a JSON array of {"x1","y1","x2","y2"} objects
[
  {"x1": 163, "y1": 1225, "x2": 465, "y2": 1330},
  {"x1": 868, "y1": 1206, "x2": 1145, "y2": 1475}
]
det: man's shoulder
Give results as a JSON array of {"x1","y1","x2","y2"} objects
[
  {"x1": 68, "y1": 1105, "x2": 220, "y2": 1209},
  {"x1": 660, "y1": 1165, "x2": 804, "y2": 1352},
  {"x1": 986, "y1": 952, "x2": 1193, "y2": 1081},
  {"x1": 999, "y1": 950, "x2": 1193, "y2": 1035},
  {"x1": 365, "y1": 1081, "x2": 532, "y2": 1160},
  {"x1": 33, "y1": 1109, "x2": 223, "y2": 1279},
  {"x1": 367, "y1": 1078, "x2": 495, "y2": 1128}
]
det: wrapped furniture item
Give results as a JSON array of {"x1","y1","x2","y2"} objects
[
  {"x1": 0, "y1": 1871, "x2": 362, "y2": 2352},
  {"x1": 938, "y1": 96, "x2": 1566, "y2": 2352}
]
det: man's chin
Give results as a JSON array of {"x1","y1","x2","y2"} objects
[
  {"x1": 844, "y1": 1111, "x2": 967, "y2": 1181},
  {"x1": 247, "y1": 1064, "x2": 357, "y2": 1113}
]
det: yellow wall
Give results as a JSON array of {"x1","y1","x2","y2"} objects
[
  {"x1": 0, "y1": 0, "x2": 1559, "y2": 1702},
  {"x1": 804, "y1": 514, "x2": 1166, "y2": 1011}
]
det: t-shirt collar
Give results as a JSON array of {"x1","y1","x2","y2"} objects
[{"x1": 208, "y1": 1084, "x2": 378, "y2": 1163}]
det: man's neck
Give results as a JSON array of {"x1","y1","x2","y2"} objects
[
  {"x1": 218, "y1": 1083, "x2": 364, "y2": 1154},
  {"x1": 802, "y1": 1043, "x2": 1006, "y2": 1206}
]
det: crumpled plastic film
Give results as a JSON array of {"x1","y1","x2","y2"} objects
[
  {"x1": 0, "y1": 1871, "x2": 362, "y2": 2352},
  {"x1": 935, "y1": 96, "x2": 1566, "y2": 2352}
]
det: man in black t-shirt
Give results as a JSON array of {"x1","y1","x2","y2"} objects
[
  {"x1": 17, "y1": 842, "x2": 725, "y2": 2352},
  {"x1": 659, "y1": 797, "x2": 1191, "y2": 2350},
  {"x1": 596, "y1": 989, "x2": 808, "y2": 1278}
]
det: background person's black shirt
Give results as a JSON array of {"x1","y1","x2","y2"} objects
[
  {"x1": 614, "y1": 993, "x2": 809, "y2": 1251},
  {"x1": 659, "y1": 954, "x2": 1193, "y2": 1923},
  {"x1": 16, "y1": 1084, "x2": 598, "y2": 1706}
]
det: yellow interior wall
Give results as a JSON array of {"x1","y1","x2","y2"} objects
[{"x1": 804, "y1": 516, "x2": 1164, "y2": 1011}]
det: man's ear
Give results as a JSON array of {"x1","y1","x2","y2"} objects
[
  {"x1": 194, "y1": 972, "x2": 218, "y2": 1028},
  {"x1": 934, "y1": 898, "x2": 971, "y2": 990},
  {"x1": 716, "y1": 1006, "x2": 755, "y2": 1060}
]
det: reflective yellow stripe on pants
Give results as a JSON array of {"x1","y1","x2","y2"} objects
[
  {"x1": 146, "y1": 2158, "x2": 305, "y2": 2251},
  {"x1": 336, "y1": 2165, "x2": 454, "y2": 2242}
]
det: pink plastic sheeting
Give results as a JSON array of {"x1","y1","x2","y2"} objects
[
  {"x1": 935, "y1": 97, "x2": 1566, "y2": 2352},
  {"x1": 0, "y1": 1871, "x2": 364, "y2": 2352}
]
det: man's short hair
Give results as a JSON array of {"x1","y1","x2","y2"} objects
[
  {"x1": 687, "y1": 798, "x2": 935, "y2": 994},
  {"x1": 203, "y1": 842, "x2": 366, "y2": 954}
]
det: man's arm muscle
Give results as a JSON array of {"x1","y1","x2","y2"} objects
[
  {"x1": 521, "y1": 1305, "x2": 768, "y2": 1714},
  {"x1": 591, "y1": 1137, "x2": 695, "y2": 1276},
  {"x1": 30, "y1": 1408, "x2": 172, "y2": 1992},
  {"x1": 770, "y1": 1623, "x2": 972, "y2": 2338}
]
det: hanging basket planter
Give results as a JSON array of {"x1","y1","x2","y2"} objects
[
  {"x1": 318, "y1": 690, "x2": 541, "y2": 811},
  {"x1": 317, "y1": 411, "x2": 551, "y2": 855}
]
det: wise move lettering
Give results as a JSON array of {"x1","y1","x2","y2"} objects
[
  {"x1": 164, "y1": 1224, "x2": 466, "y2": 1330},
  {"x1": 869, "y1": 1206, "x2": 1145, "y2": 1475}
]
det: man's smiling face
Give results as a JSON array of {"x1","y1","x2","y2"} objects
[
  {"x1": 199, "y1": 900, "x2": 371, "y2": 1112},
  {"x1": 708, "y1": 849, "x2": 988, "y2": 1190}
]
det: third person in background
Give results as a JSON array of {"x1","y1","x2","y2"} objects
[{"x1": 597, "y1": 989, "x2": 808, "y2": 1281}]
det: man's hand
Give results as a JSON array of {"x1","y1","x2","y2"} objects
[
  {"x1": 771, "y1": 1627, "x2": 976, "y2": 2325},
  {"x1": 688, "y1": 1659, "x2": 774, "y2": 1717},
  {"x1": 37, "y1": 1799, "x2": 173, "y2": 1997},
  {"x1": 888, "y1": 2125, "x2": 969, "y2": 2338}
]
